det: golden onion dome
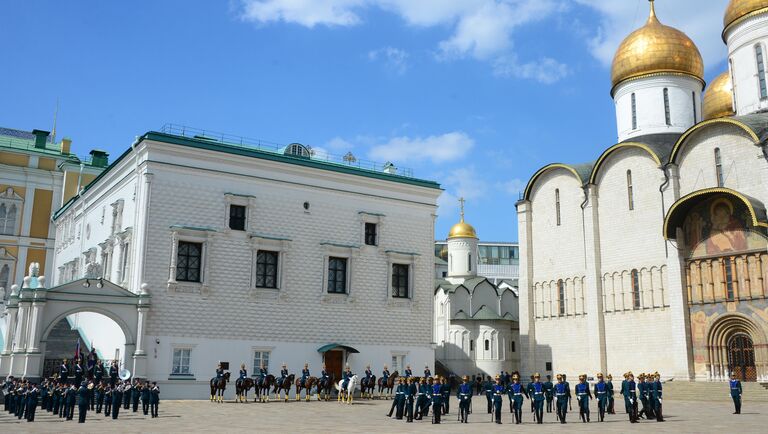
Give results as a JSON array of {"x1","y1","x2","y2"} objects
[
  {"x1": 703, "y1": 72, "x2": 736, "y2": 120},
  {"x1": 724, "y1": 0, "x2": 768, "y2": 35},
  {"x1": 611, "y1": 1, "x2": 704, "y2": 91},
  {"x1": 448, "y1": 219, "x2": 478, "y2": 239}
]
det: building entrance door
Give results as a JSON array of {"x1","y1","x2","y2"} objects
[
  {"x1": 728, "y1": 334, "x2": 757, "y2": 381},
  {"x1": 324, "y1": 350, "x2": 343, "y2": 382}
]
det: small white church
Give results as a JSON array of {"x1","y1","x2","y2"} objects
[{"x1": 434, "y1": 203, "x2": 519, "y2": 377}]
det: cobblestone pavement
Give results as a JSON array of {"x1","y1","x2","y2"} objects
[{"x1": 2, "y1": 397, "x2": 767, "y2": 433}]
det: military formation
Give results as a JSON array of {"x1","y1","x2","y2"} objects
[
  {"x1": 2, "y1": 357, "x2": 160, "y2": 424},
  {"x1": 381, "y1": 369, "x2": 672, "y2": 426}
]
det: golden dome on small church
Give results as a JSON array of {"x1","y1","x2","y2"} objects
[
  {"x1": 724, "y1": 0, "x2": 768, "y2": 33},
  {"x1": 448, "y1": 198, "x2": 478, "y2": 239},
  {"x1": 611, "y1": 0, "x2": 703, "y2": 89},
  {"x1": 703, "y1": 72, "x2": 736, "y2": 120}
]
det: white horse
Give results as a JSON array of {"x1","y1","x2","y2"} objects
[{"x1": 336, "y1": 374, "x2": 359, "y2": 404}]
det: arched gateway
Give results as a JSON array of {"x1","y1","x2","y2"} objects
[{"x1": 0, "y1": 263, "x2": 150, "y2": 381}]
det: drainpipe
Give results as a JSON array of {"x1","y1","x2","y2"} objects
[{"x1": 580, "y1": 185, "x2": 590, "y2": 268}]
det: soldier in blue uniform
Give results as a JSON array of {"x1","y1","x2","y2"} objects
[
  {"x1": 593, "y1": 373, "x2": 608, "y2": 422},
  {"x1": 414, "y1": 377, "x2": 429, "y2": 420},
  {"x1": 77, "y1": 381, "x2": 89, "y2": 423},
  {"x1": 26, "y1": 383, "x2": 38, "y2": 422},
  {"x1": 300, "y1": 363, "x2": 310, "y2": 389},
  {"x1": 404, "y1": 365, "x2": 412, "y2": 379},
  {"x1": 423, "y1": 365, "x2": 432, "y2": 379},
  {"x1": 606, "y1": 374, "x2": 615, "y2": 414},
  {"x1": 440, "y1": 377, "x2": 450, "y2": 415},
  {"x1": 341, "y1": 365, "x2": 353, "y2": 391},
  {"x1": 109, "y1": 360, "x2": 119, "y2": 388},
  {"x1": 507, "y1": 373, "x2": 527, "y2": 424},
  {"x1": 387, "y1": 376, "x2": 404, "y2": 418},
  {"x1": 637, "y1": 373, "x2": 650, "y2": 419},
  {"x1": 280, "y1": 363, "x2": 289, "y2": 383},
  {"x1": 492, "y1": 375, "x2": 504, "y2": 424},
  {"x1": 543, "y1": 374, "x2": 554, "y2": 413},
  {"x1": 432, "y1": 377, "x2": 443, "y2": 424},
  {"x1": 66, "y1": 383, "x2": 77, "y2": 420},
  {"x1": 457, "y1": 376, "x2": 472, "y2": 424},
  {"x1": 363, "y1": 364, "x2": 373, "y2": 393},
  {"x1": 259, "y1": 362, "x2": 268, "y2": 388},
  {"x1": 141, "y1": 381, "x2": 151, "y2": 415},
  {"x1": 94, "y1": 360, "x2": 104, "y2": 386},
  {"x1": 483, "y1": 375, "x2": 494, "y2": 414},
  {"x1": 150, "y1": 382, "x2": 160, "y2": 418},
  {"x1": 405, "y1": 377, "x2": 416, "y2": 422},
  {"x1": 60, "y1": 359, "x2": 70, "y2": 385},
  {"x1": 111, "y1": 383, "x2": 122, "y2": 419},
  {"x1": 74, "y1": 359, "x2": 84, "y2": 387},
  {"x1": 729, "y1": 373, "x2": 742, "y2": 414},
  {"x1": 554, "y1": 374, "x2": 568, "y2": 423},
  {"x1": 531, "y1": 373, "x2": 545, "y2": 424},
  {"x1": 575, "y1": 374, "x2": 591, "y2": 423},
  {"x1": 620, "y1": 372, "x2": 629, "y2": 414},
  {"x1": 625, "y1": 372, "x2": 638, "y2": 423},
  {"x1": 650, "y1": 372, "x2": 664, "y2": 422},
  {"x1": 237, "y1": 363, "x2": 248, "y2": 391},
  {"x1": 382, "y1": 364, "x2": 390, "y2": 385}
]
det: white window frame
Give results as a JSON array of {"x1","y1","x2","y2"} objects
[
  {"x1": 252, "y1": 347, "x2": 274, "y2": 376},
  {"x1": 385, "y1": 250, "x2": 418, "y2": 302},
  {"x1": 224, "y1": 193, "x2": 255, "y2": 233},
  {"x1": 358, "y1": 211, "x2": 385, "y2": 248},
  {"x1": 321, "y1": 243, "x2": 359, "y2": 299},
  {"x1": 170, "y1": 345, "x2": 195, "y2": 377},
  {"x1": 250, "y1": 234, "x2": 291, "y2": 294},
  {"x1": 0, "y1": 247, "x2": 16, "y2": 295},
  {"x1": 390, "y1": 351, "x2": 408, "y2": 374},
  {"x1": 168, "y1": 227, "x2": 214, "y2": 295},
  {"x1": 0, "y1": 187, "x2": 23, "y2": 237}
]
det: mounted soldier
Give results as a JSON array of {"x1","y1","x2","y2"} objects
[
  {"x1": 258, "y1": 362, "x2": 268, "y2": 388},
  {"x1": 237, "y1": 363, "x2": 248, "y2": 390},
  {"x1": 300, "y1": 363, "x2": 310, "y2": 389},
  {"x1": 341, "y1": 365, "x2": 353, "y2": 392}
]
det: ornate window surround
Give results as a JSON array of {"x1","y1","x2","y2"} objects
[
  {"x1": 320, "y1": 242, "x2": 360, "y2": 303},
  {"x1": 249, "y1": 233, "x2": 291, "y2": 300},
  {"x1": 167, "y1": 225, "x2": 215, "y2": 296},
  {"x1": 0, "y1": 187, "x2": 23, "y2": 236},
  {"x1": 358, "y1": 211, "x2": 385, "y2": 249},
  {"x1": 224, "y1": 193, "x2": 256, "y2": 234},
  {"x1": 0, "y1": 247, "x2": 17, "y2": 294},
  {"x1": 385, "y1": 250, "x2": 419, "y2": 307}
]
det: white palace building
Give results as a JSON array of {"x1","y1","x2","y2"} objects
[
  {"x1": 518, "y1": 0, "x2": 768, "y2": 383},
  {"x1": 1, "y1": 125, "x2": 441, "y2": 398}
]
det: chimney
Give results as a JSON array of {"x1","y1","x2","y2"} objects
[
  {"x1": 60, "y1": 137, "x2": 72, "y2": 155},
  {"x1": 31, "y1": 129, "x2": 50, "y2": 149},
  {"x1": 89, "y1": 149, "x2": 109, "y2": 168},
  {"x1": 383, "y1": 162, "x2": 397, "y2": 174}
]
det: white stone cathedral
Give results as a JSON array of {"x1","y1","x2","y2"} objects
[
  {"x1": 434, "y1": 204, "x2": 519, "y2": 376},
  {"x1": 518, "y1": 0, "x2": 768, "y2": 382}
]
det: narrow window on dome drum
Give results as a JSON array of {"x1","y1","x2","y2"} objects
[
  {"x1": 692, "y1": 91, "x2": 697, "y2": 123},
  {"x1": 627, "y1": 170, "x2": 634, "y2": 210},
  {"x1": 631, "y1": 93, "x2": 637, "y2": 130},
  {"x1": 715, "y1": 148, "x2": 724, "y2": 187},
  {"x1": 755, "y1": 44, "x2": 768, "y2": 99},
  {"x1": 555, "y1": 189, "x2": 561, "y2": 226},
  {"x1": 663, "y1": 88, "x2": 671, "y2": 126}
]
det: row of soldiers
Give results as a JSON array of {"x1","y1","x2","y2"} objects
[
  {"x1": 2, "y1": 376, "x2": 160, "y2": 423},
  {"x1": 384, "y1": 371, "x2": 665, "y2": 425}
]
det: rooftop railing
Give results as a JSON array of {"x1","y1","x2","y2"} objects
[{"x1": 158, "y1": 123, "x2": 415, "y2": 178}]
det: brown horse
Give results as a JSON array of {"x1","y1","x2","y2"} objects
[
  {"x1": 377, "y1": 371, "x2": 399, "y2": 399},
  {"x1": 257, "y1": 375, "x2": 275, "y2": 402},
  {"x1": 235, "y1": 377, "x2": 254, "y2": 403},
  {"x1": 317, "y1": 373, "x2": 335, "y2": 401},
  {"x1": 210, "y1": 372, "x2": 230, "y2": 403},
  {"x1": 360, "y1": 374, "x2": 377, "y2": 399},
  {"x1": 294, "y1": 376, "x2": 318, "y2": 401},
  {"x1": 273, "y1": 374, "x2": 295, "y2": 402}
]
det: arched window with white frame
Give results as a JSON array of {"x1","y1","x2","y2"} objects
[{"x1": 756, "y1": 44, "x2": 768, "y2": 100}]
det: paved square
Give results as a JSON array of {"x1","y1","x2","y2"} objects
[{"x1": 2, "y1": 397, "x2": 767, "y2": 433}]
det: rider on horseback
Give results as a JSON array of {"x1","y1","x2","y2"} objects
[
  {"x1": 424, "y1": 365, "x2": 432, "y2": 378},
  {"x1": 237, "y1": 363, "x2": 247, "y2": 388},
  {"x1": 321, "y1": 363, "x2": 329, "y2": 381},
  {"x1": 382, "y1": 364, "x2": 390, "y2": 384},
  {"x1": 364, "y1": 365, "x2": 373, "y2": 383},
  {"x1": 300, "y1": 363, "x2": 310, "y2": 388},
  {"x1": 342, "y1": 365, "x2": 353, "y2": 391},
  {"x1": 212, "y1": 363, "x2": 225, "y2": 385},
  {"x1": 404, "y1": 365, "x2": 412, "y2": 379},
  {"x1": 258, "y1": 363, "x2": 268, "y2": 387},
  {"x1": 280, "y1": 363, "x2": 288, "y2": 381}
]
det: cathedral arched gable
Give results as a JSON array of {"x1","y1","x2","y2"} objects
[
  {"x1": 523, "y1": 164, "x2": 584, "y2": 201},
  {"x1": 589, "y1": 142, "x2": 662, "y2": 185},
  {"x1": 669, "y1": 118, "x2": 759, "y2": 165}
]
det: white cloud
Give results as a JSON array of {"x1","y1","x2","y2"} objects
[
  {"x1": 368, "y1": 47, "x2": 409, "y2": 74},
  {"x1": 239, "y1": 0, "x2": 366, "y2": 27},
  {"x1": 239, "y1": 0, "x2": 570, "y2": 83},
  {"x1": 575, "y1": 0, "x2": 730, "y2": 69},
  {"x1": 325, "y1": 136, "x2": 355, "y2": 151},
  {"x1": 368, "y1": 132, "x2": 474, "y2": 164},
  {"x1": 497, "y1": 178, "x2": 526, "y2": 197},
  {"x1": 493, "y1": 55, "x2": 570, "y2": 83}
]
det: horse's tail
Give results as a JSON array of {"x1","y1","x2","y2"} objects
[{"x1": 334, "y1": 381, "x2": 341, "y2": 391}]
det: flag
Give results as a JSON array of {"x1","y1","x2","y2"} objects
[{"x1": 75, "y1": 339, "x2": 80, "y2": 361}]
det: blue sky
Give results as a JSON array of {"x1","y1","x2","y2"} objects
[{"x1": 0, "y1": 0, "x2": 731, "y2": 241}]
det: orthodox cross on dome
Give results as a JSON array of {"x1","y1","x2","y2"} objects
[{"x1": 459, "y1": 197, "x2": 466, "y2": 221}]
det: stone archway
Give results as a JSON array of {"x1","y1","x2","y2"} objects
[
  {"x1": 706, "y1": 314, "x2": 767, "y2": 382},
  {"x1": 0, "y1": 268, "x2": 150, "y2": 381}
]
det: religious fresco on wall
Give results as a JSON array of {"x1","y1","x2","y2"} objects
[{"x1": 682, "y1": 195, "x2": 767, "y2": 259}]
